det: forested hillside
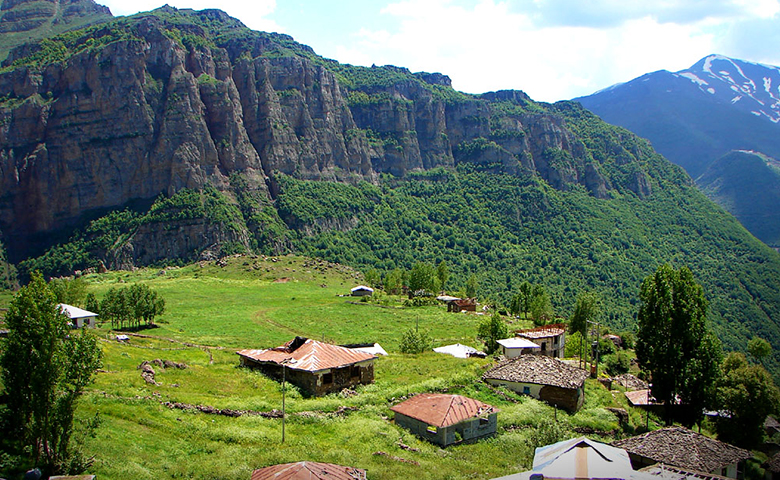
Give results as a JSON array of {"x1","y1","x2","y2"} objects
[{"x1": 2, "y1": 6, "x2": 780, "y2": 375}]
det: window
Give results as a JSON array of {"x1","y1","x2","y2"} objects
[
  {"x1": 523, "y1": 386, "x2": 531, "y2": 395},
  {"x1": 479, "y1": 417, "x2": 490, "y2": 426},
  {"x1": 541, "y1": 342, "x2": 547, "y2": 351},
  {"x1": 351, "y1": 365, "x2": 361, "y2": 378},
  {"x1": 323, "y1": 372, "x2": 333, "y2": 385}
]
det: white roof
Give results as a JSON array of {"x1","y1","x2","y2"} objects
[
  {"x1": 497, "y1": 337, "x2": 540, "y2": 349},
  {"x1": 350, "y1": 343, "x2": 388, "y2": 356},
  {"x1": 492, "y1": 436, "x2": 656, "y2": 480},
  {"x1": 57, "y1": 304, "x2": 98, "y2": 319},
  {"x1": 350, "y1": 285, "x2": 374, "y2": 292},
  {"x1": 436, "y1": 295, "x2": 461, "y2": 302},
  {"x1": 433, "y1": 343, "x2": 484, "y2": 358}
]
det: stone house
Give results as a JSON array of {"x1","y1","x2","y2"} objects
[
  {"x1": 237, "y1": 337, "x2": 376, "y2": 396},
  {"x1": 57, "y1": 303, "x2": 98, "y2": 329},
  {"x1": 482, "y1": 355, "x2": 589, "y2": 412},
  {"x1": 516, "y1": 324, "x2": 566, "y2": 358},
  {"x1": 390, "y1": 393, "x2": 498, "y2": 447},
  {"x1": 448, "y1": 298, "x2": 477, "y2": 313},
  {"x1": 251, "y1": 462, "x2": 366, "y2": 480},
  {"x1": 612, "y1": 427, "x2": 752, "y2": 479}
]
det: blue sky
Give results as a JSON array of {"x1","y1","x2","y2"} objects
[{"x1": 99, "y1": 0, "x2": 780, "y2": 102}]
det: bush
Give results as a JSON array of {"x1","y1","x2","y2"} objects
[
  {"x1": 399, "y1": 327, "x2": 433, "y2": 354},
  {"x1": 604, "y1": 352, "x2": 630, "y2": 375}
]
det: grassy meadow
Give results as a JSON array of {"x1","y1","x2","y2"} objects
[{"x1": 2, "y1": 255, "x2": 661, "y2": 479}]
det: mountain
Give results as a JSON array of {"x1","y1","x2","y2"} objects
[
  {"x1": 2, "y1": 7, "x2": 780, "y2": 374},
  {"x1": 576, "y1": 54, "x2": 780, "y2": 246},
  {"x1": 0, "y1": 0, "x2": 112, "y2": 63}
]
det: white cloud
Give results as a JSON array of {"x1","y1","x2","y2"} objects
[{"x1": 99, "y1": 0, "x2": 283, "y2": 33}]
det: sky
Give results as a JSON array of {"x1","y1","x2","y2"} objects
[{"x1": 98, "y1": 0, "x2": 780, "y2": 102}]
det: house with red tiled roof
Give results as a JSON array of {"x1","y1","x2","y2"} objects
[
  {"x1": 612, "y1": 427, "x2": 752, "y2": 479},
  {"x1": 237, "y1": 337, "x2": 376, "y2": 396},
  {"x1": 390, "y1": 393, "x2": 498, "y2": 446},
  {"x1": 250, "y1": 461, "x2": 366, "y2": 480}
]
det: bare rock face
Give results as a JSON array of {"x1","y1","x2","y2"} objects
[{"x1": 0, "y1": 8, "x2": 652, "y2": 265}]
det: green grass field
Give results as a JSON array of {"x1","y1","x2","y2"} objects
[{"x1": 3, "y1": 255, "x2": 663, "y2": 479}]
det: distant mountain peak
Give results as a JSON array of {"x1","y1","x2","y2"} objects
[{"x1": 673, "y1": 54, "x2": 780, "y2": 123}]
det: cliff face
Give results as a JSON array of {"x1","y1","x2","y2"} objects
[{"x1": 0, "y1": 7, "x2": 650, "y2": 264}]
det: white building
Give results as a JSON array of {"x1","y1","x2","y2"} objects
[
  {"x1": 57, "y1": 304, "x2": 98, "y2": 329},
  {"x1": 496, "y1": 337, "x2": 540, "y2": 358}
]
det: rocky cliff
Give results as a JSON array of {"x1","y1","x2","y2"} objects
[{"x1": 0, "y1": 6, "x2": 656, "y2": 265}]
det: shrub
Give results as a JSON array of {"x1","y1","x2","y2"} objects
[{"x1": 399, "y1": 327, "x2": 433, "y2": 354}]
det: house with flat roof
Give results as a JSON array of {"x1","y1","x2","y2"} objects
[
  {"x1": 483, "y1": 355, "x2": 589, "y2": 411},
  {"x1": 516, "y1": 323, "x2": 566, "y2": 358},
  {"x1": 496, "y1": 337, "x2": 541, "y2": 357},
  {"x1": 390, "y1": 393, "x2": 498, "y2": 446},
  {"x1": 237, "y1": 337, "x2": 376, "y2": 396}
]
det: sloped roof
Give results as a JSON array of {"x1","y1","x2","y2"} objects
[
  {"x1": 497, "y1": 337, "x2": 540, "y2": 349},
  {"x1": 251, "y1": 462, "x2": 366, "y2": 480},
  {"x1": 639, "y1": 463, "x2": 732, "y2": 480},
  {"x1": 766, "y1": 451, "x2": 780, "y2": 473},
  {"x1": 237, "y1": 337, "x2": 376, "y2": 373},
  {"x1": 612, "y1": 427, "x2": 752, "y2": 473},
  {"x1": 57, "y1": 304, "x2": 98, "y2": 319},
  {"x1": 483, "y1": 355, "x2": 589, "y2": 389},
  {"x1": 433, "y1": 343, "x2": 485, "y2": 358},
  {"x1": 390, "y1": 393, "x2": 497, "y2": 428},
  {"x1": 613, "y1": 373, "x2": 649, "y2": 391},
  {"x1": 351, "y1": 285, "x2": 374, "y2": 292},
  {"x1": 625, "y1": 389, "x2": 660, "y2": 406}
]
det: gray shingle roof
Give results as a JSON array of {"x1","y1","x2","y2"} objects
[
  {"x1": 482, "y1": 355, "x2": 589, "y2": 389},
  {"x1": 613, "y1": 427, "x2": 752, "y2": 473}
]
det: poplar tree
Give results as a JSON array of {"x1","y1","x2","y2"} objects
[{"x1": 636, "y1": 264, "x2": 721, "y2": 425}]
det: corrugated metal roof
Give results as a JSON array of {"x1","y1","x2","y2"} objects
[
  {"x1": 390, "y1": 393, "x2": 497, "y2": 428},
  {"x1": 237, "y1": 338, "x2": 376, "y2": 373},
  {"x1": 497, "y1": 337, "x2": 540, "y2": 349},
  {"x1": 57, "y1": 304, "x2": 98, "y2": 319},
  {"x1": 250, "y1": 462, "x2": 366, "y2": 480}
]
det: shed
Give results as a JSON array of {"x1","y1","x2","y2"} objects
[
  {"x1": 237, "y1": 337, "x2": 376, "y2": 396},
  {"x1": 449, "y1": 298, "x2": 477, "y2": 313},
  {"x1": 496, "y1": 337, "x2": 541, "y2": 357},
  {"x1": 483, "y1": 355, "x2": 589, "y2": 411},
  {"x1": 433, "y1": 343, "x2": 486, "y2": 359},
  {"x1": 612, "y1": 427, "x2": 753, "y2": 479},
  {"x1": 350, "y1": 285, "x2": 374, "y2": 296},
  {"x1": 57, "y1": 304, "x2": 98, "y2": 329},
  {"x1": 516, "y1": 323, "x2": 566, "y2": 358},
  {"x1": 390, "y1": 393, "x2": 498, "y2": 446},
  {"x1": 251, "y1": 461, "x2": 366, "y2": 480},
  {"x1": 491, "y1": 436, "x2": 657, "y2": 480}
]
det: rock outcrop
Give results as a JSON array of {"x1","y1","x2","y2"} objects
[{"x1": 0, "y1": 6, "x2": 653, "y2": 265}]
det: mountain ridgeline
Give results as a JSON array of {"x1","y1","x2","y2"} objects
[
  {"x1": 2, "y1": 7, "x2": 780, "y2": 372},
  {"x1": 576, "y1": 55, "x2": 780, "y2": 246}
]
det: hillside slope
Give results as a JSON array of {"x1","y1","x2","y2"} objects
[
  {"x1": 576, "y1": 55, "x2": 780, "y2": 246},
  {"x1": 2, "y1": 8, "x2": 780, "y2": 373}
]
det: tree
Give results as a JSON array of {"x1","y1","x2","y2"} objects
[
  {"x1": 436, "y1": 261, "x2": 450, "y2": 292},
  {"x1": 384, "y1": 268, "x2": 404, "y2": 295},
  {"x1": 465, "y1": 274, "x2": 478, "y2": 299},
  {"x1": 529, "y1": 284, "x2": 553, "y2": 326},
  {"x1": 516, "y1": 282, "x2": 532, "y2": 318},
  {"x1": 569, "y1": 291, "x2": 599, "y2": 336},
  {"x1": 477, "y1": 312, "x2": 509, "y2": 355},
  {"x1": 99, "y1": 284, "x2": 165, "y2": 330},
  {"x1": 363, "y1": 268, "x2": 380, "y2": 288},
  {"x1": 0, "y1": 272, "x2": 102, "y2": 474},
  {"x1": 747, "y1": 336, "x2": 772, "y2": 366},
  {"x1": 636, "y1": 264, "x2": 722, "y2": 425},
  {"x1": 48, "y1": 277, "x2": 88, "y2": 307},
  {"x1": 407, "y1": 262, "x2": 438, "y2": 297},
  {"x1": 84, "y1": 293, "x2": 99, "y2": 316},
  {"x1": 716, "y1": 352, "x2": 780, "y2": 447}
]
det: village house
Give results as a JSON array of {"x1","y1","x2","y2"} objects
[
  {"x1": 250, "y1": 462, "x2": 366, "y2": 480},
  {"x1": 482, "y1": 355, "x2": 589, "y2": 412},
  {"x1": 57, "y1": 304, "x2": 98, "y2": 329},
  {"x1": 390, "y1": 393, "x2": 498, "y2": 447},
  {"x1": 236, "y1": 337, "x2": 376, "y2": 396},
  {"x1": 612, "y1": 427, "x2": 753, "y2": 479},
  {"x1": 350, "y1": 285, "x2": 374, "y2": 297},
  {"x1": 491, "y1": 436, "x2": 657, "y2": 480},
  {"x1": 516, "y1": 323, "x2": 566, "y2": 358},
  {"x1": 765, "y1": 451, "x2": 780, "y2": 480},
  {"x1": 446, "y1": 298, "x2": 477, "y2": 313},
  {"x1": 496, "y1": 337, "x2": 541, "y2": 357}
]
